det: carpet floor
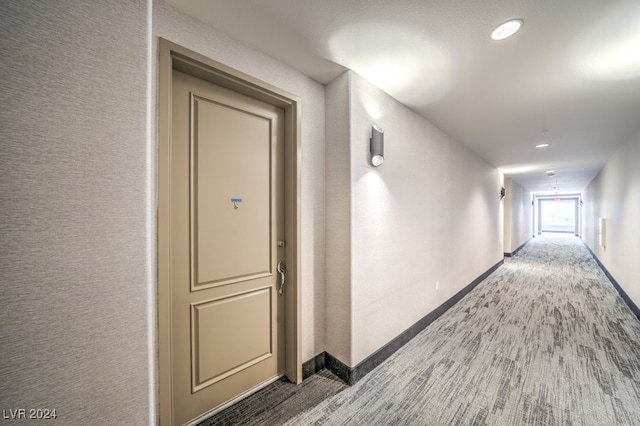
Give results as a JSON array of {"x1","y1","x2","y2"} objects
[
  {"x1": 204, "y1": 234, "x2": 640, "y2": 425},
  {"x1": 197, "y1": 369, "x2": 347, "y2": 425}
]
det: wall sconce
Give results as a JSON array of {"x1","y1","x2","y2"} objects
[
  {"x1": 370, "y1": 124, "x2": 384, "y2": 167},
  {"x1": 500, "y1": 186, "x2": 506, "y2": 200}
]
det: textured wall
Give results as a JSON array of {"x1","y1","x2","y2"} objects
[
  {"x1": 324, "y1": 72, "x2": 352, "y2": 363},
  {"x1": 0, "y1": 1, "x2": 152, "y2": 424},
  {"x1": 153, "y1": 0, "x2": 327, "y2": 361},
  {"x1": 350, "y1": 72, "x2": 503, "y2": 365},
  {"x1": 584, "y1": 128, "x2": 640, "y2": 307},
  {"x1": 504, "y1": 178, "x2": 532, "y2": 253},
  {"x1": 325, "y1": 71, "x2": 503, "y2": 366}
]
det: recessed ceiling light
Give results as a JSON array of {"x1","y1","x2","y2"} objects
[
  {"x1": 536, "y1": 143, "x2": 549, "y2": 148},
  {"x1": 491, "y1": 19, "x2": 523, "y2": 41}
]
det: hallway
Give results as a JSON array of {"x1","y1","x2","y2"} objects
[
  {"x1": 3, "y1": 4, "x2": 640, "y2": 423},
  {"x1": 208, "y1": 234, "x2": 640, "y2": 425}
]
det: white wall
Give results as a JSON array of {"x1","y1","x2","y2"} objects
[
  {"x1": 0, "y1": 1, "x2": 151, "y2": 423},
  {"x1": 325, "y1": 71, "x2": 503, "y2": 366},
  {"x1": 584, "y1": 128, "x2": 640, "y2": 307},
  {"x1": 324, "y1": 72, "x2": 353, "y2": 363},
  {"x1": 503, "y1": 178, "x2": 532, "y2": 254},
  {"x1": 153, "y1": 0, "x2": 327, "y2": 362}
]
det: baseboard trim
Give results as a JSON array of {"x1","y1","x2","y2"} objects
[
  {"x1": 314, "y1": 259, "x2": 504, "y2": 385},
  {"x1": 585, "y1": 244, "x2": 640, "y2": 321},
  {"x1": 504, "y1": 238, "x2": 531, "y2": 257},
  {"x1": 302, "y1": 352, "x2": 326, "y2": 380},
  {"x1": 325, "y1": 352, "x2": 352, "y2": 384}
]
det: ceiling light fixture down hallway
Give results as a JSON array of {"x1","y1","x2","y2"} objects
[{"x1": 491, "y1": 19, "x2": 523, "y2": 41}]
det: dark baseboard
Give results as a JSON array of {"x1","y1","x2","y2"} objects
[
  {"x1": 585, "y1": 244, "x2": 640, "y2": 321},
  {"x1": 313, "y1": 259, "x2": 504, "y2": 385},
  {"x1": 325, "y1": 352, "x2": 352, "y2": 384},
  {"x1": 504, "y1": 238, "x2": 531, "y2": 257},
  {"x1": 302, "y1": 352, "x2": 326, "y2": 380}
]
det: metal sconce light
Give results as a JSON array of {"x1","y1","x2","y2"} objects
[
  {"x1": 500, "y1": 186, "x2": 506, "y2": 200},
  {"x1": 370, "y1": 124, "x2": 384, "y2": 167}
]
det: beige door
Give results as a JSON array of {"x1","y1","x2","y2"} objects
[{"x1": 169, "y1": 70, "x2": 285, "y2": 425}]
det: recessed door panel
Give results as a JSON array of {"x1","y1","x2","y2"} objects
[
  {"x1": 191, "y1": 288, "x2": 272, "y2": 392},
  {"x1": 191, "y1": 96, "x2": 272, "y2": 289}
]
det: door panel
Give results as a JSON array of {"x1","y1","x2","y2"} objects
[
  {"x1": 191, "y1": 287, "x2": 272, "y2": 392},
  {"x1": 191, "y1": 95, "x2": 272, "y2": 288},
  {"x1": 170, "y1": 70, "x2": 285, "y2": 425}
]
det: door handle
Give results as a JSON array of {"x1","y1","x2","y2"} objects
[{"x1": 277, "y1": 261, "x2": 286, "y2": 296}]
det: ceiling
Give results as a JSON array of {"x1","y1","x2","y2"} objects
[{"x1": 166, "y1": 0, "x2": 640, "y2": 193}]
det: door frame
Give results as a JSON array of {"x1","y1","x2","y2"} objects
[
  {"x1": 535, "y1": 194, "x2": 581, "y2": 236},
  {"x1": 157, "y1": 38, "x2": 302, "y2": 425}
]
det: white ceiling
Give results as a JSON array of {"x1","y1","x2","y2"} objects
[{"x1": 167, "y1": 0, "x2": 640, "y2": 193}]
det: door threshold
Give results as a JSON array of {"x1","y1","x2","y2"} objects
[{"x1": 186, "y1": 374, "x2": 285, "y2": 426}]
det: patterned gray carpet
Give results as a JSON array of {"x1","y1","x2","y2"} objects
[
  {"x1": 198, "y1": 369, "x2": 347, "y2": 425},
  {"x1": 284, "y1": 234, "x2": 640, "y2": 425}
]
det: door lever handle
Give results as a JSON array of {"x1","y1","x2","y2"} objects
[{"x1": 277, "y1": 261, "x2": 286, "y2": 296}]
